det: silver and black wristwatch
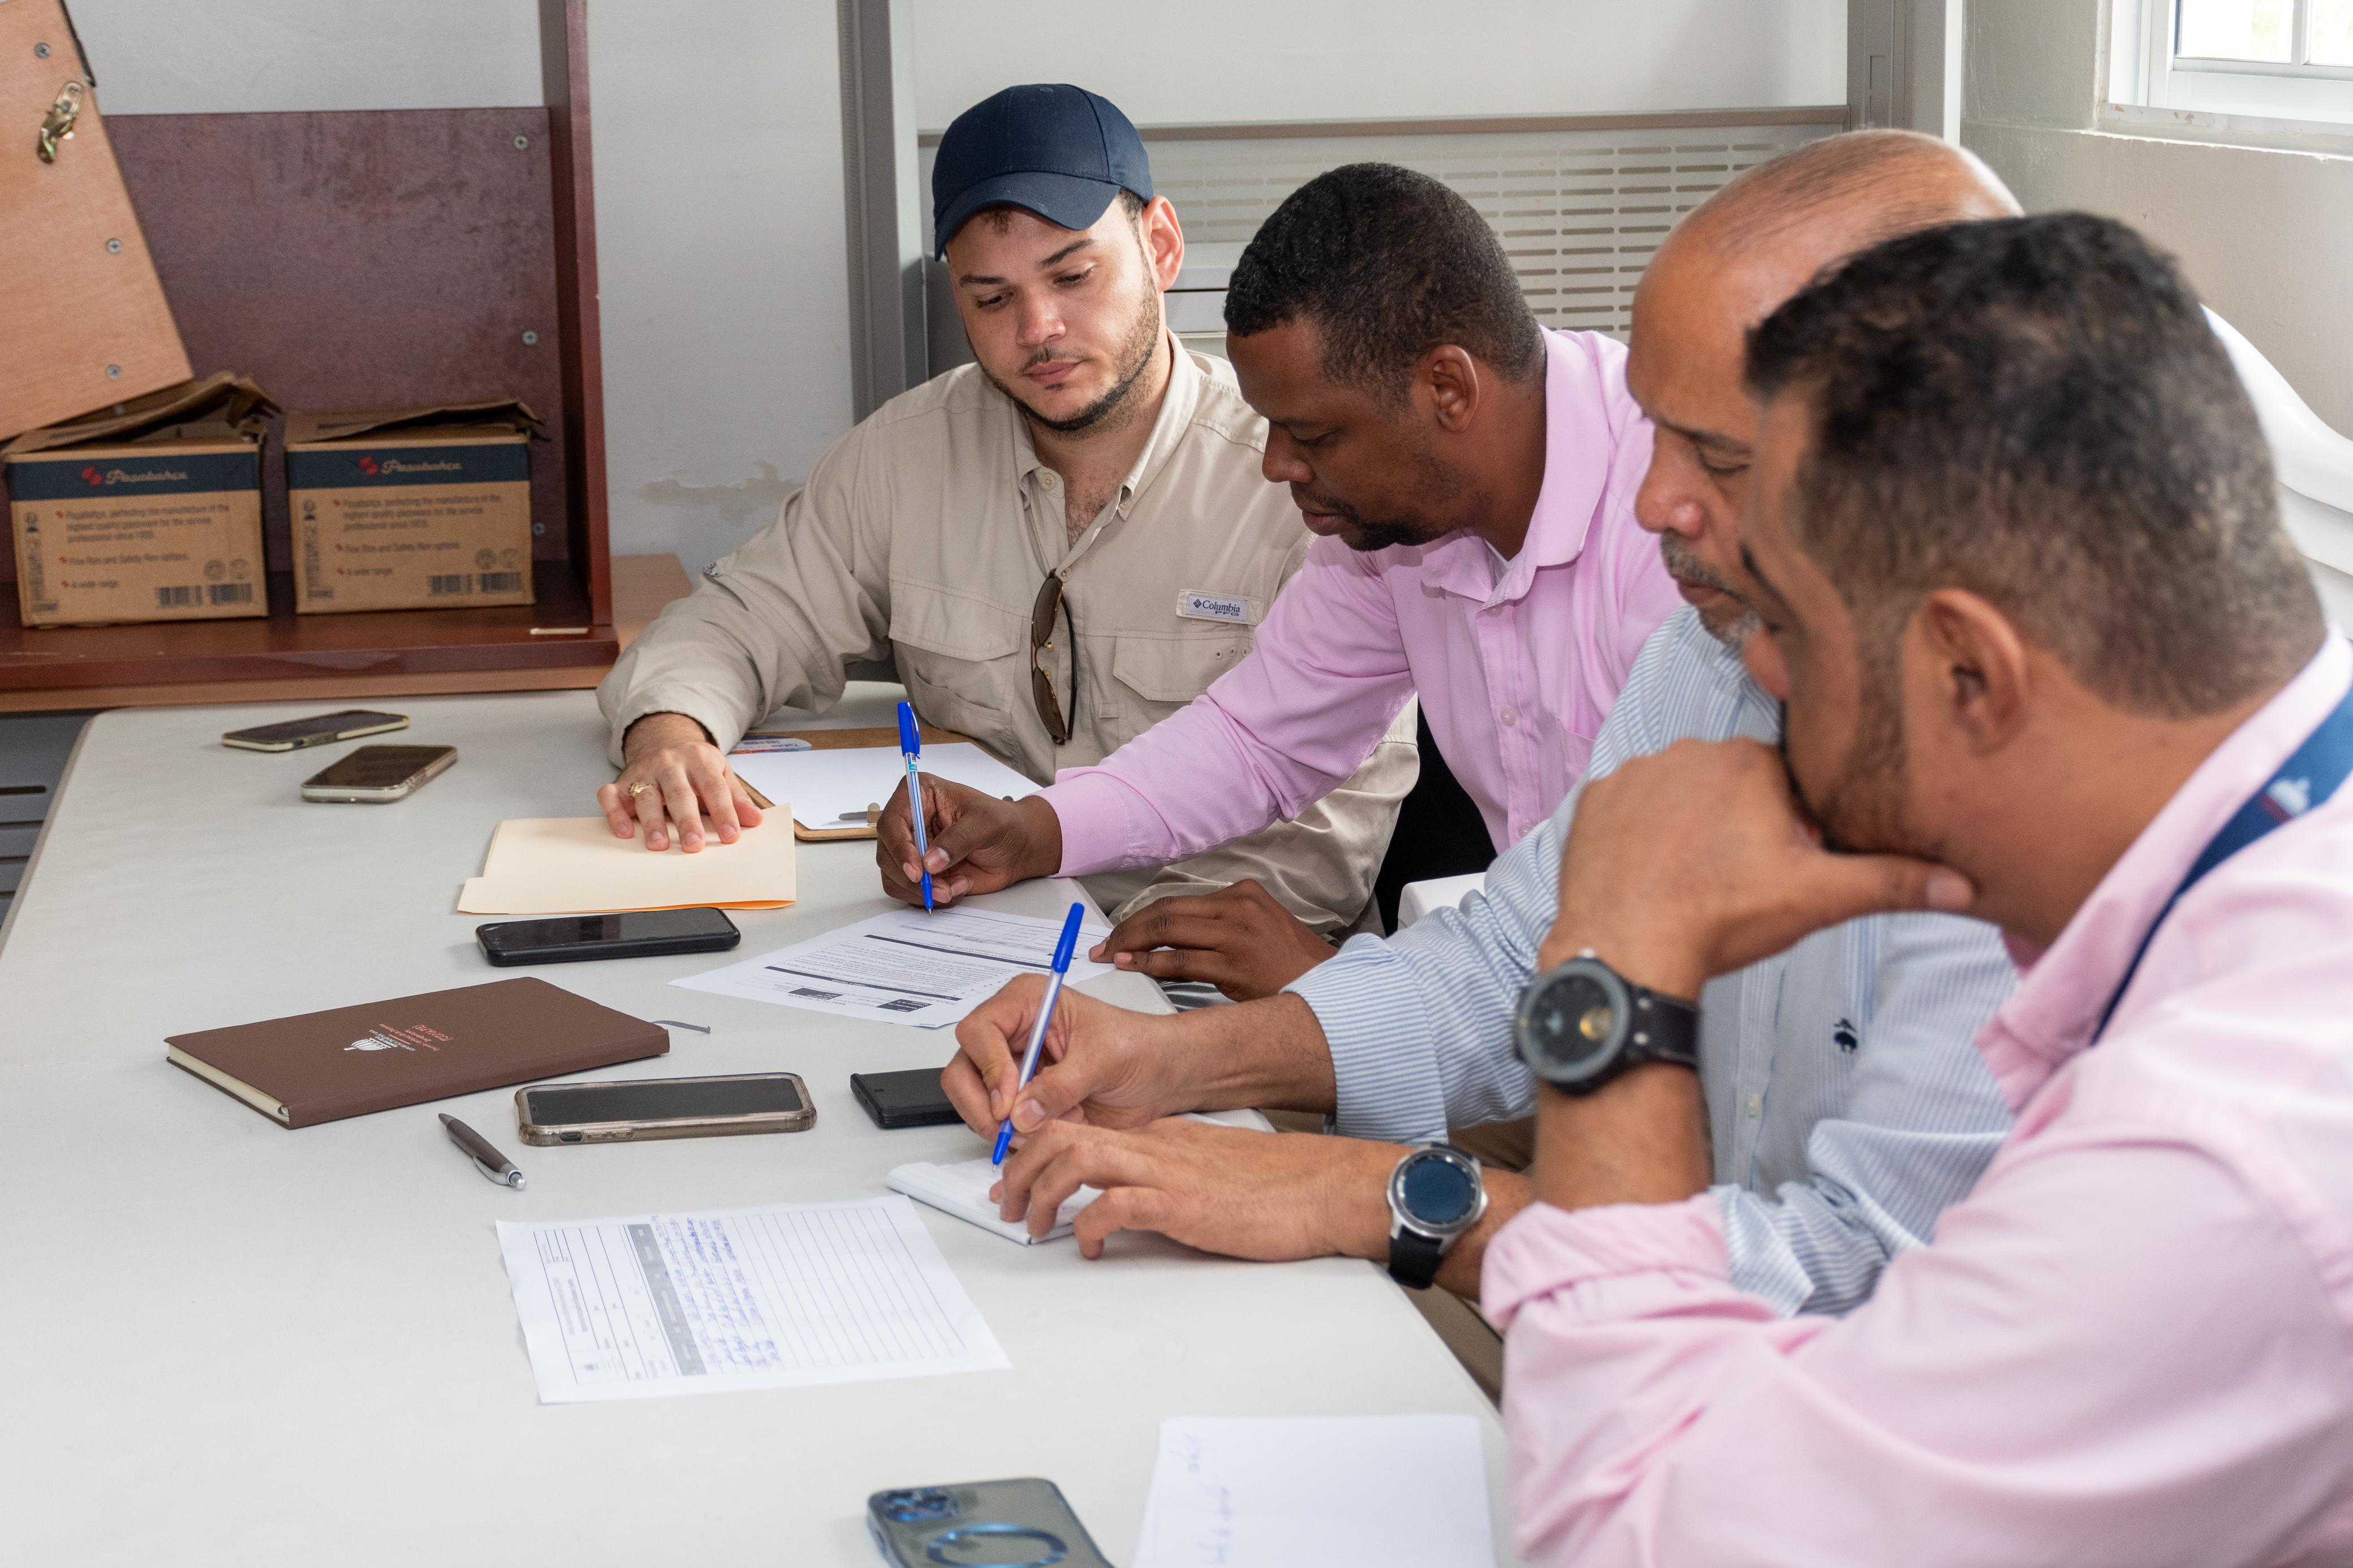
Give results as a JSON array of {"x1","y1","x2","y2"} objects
[
  {"x1": 1385, "y1": 1142, "x2": 1488, "y2": 1290},
  {"x1": 1514, "y1": 949, "x2": 1700, "y2": 1095}
]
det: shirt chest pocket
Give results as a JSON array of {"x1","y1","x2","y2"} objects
[
  {"x1": 887, "y1": 583, "x2": 1025, "y2": 751},
  {"x1": 1099, "y1": 633, "x2": 1251, "y2": 748}
]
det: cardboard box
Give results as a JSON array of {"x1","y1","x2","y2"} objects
[
  {"x1": 4, "y1": 373, "x2": 275, "y2": 627},
  {"x1": 286, "y1": 401, "x2": 540, "y2": 614}
]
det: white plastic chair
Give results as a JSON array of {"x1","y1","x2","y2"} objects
[{"x1": 2210, "y1": 309, "x2": 2353, "y2": 630}]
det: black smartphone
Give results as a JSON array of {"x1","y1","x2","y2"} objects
[
  {"x1": 851, "y1": 1068, "x2": 962, "y2": 1130},
  {"x1": 299, "y1": 744, "x2": 458, "y2": 802},
  {"x1": 476, "y1": 907, "x2": 741, "y2": 966},
  {"x1": 515, "y1": 1072, "x2": 813, "y2": 1144},
  {"x1": 222, "y1": 709, "x2": 409, "y2": 751}
]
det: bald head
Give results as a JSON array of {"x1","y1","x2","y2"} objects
[
  {"x1": 1678, "y1": 130, "x2": 2019, "y2": 270},
  {"x1": 1626, "y1": 132, "x2": 2023, "y2": 646}
]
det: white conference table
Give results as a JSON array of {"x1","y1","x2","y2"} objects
[{"x1": 0, "y1": 686, "x2": 1514, "y2": 1566}]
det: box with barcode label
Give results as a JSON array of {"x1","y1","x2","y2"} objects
[
  {"x1": 285, "y1": 400, "x2": 539, "y2": 614},
  {"x1": 3, "y1": 373, "x2": 273, "y2": 627}
]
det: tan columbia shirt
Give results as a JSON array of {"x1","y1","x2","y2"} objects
[{"x1": 600, "y1": 339, "x2": 1416, "y2": 928}]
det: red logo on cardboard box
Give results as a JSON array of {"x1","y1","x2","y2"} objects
[
  {"x1": 357, "y1": 455, "x2": 379, "y2": 476},
  {"x1": 81, "y1": 465, "x2": 102, "y2": 488}
]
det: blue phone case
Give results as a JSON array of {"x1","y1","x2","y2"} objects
[{"x1": 866, "y1": 1478, "x2": 1113, "y2": 1568}]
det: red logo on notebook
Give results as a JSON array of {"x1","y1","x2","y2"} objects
[
  {"x1": 81, "y1": 465, "x2": 102, "y2": 487},
  {"x1": 357, "y1": 454, "x2": 379, "y2": 476}
]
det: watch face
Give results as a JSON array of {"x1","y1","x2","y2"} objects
[
  {"x1": 1521, "y1": 961, "x2": 1628, "y2": 1087},
  {"x1": 1399, "y1": 1152, "x2": 1481, "y2": 1230}
]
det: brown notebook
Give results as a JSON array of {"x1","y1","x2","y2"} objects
[{"x1": 165, "y1": 978, "x2": 669, "y2": 1128}]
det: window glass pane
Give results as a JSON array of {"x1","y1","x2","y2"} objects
[
  {"x1": 2177, "y1": 0, "x2": 2295, "y2": 61},
  {"x1": 2313, "y1": 0, "x2": 2353, "y2": 63}
]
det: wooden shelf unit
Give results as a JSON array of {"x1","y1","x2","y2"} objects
[{"x1": 1, "y1": 0, "x2": 616, "y2": 710}]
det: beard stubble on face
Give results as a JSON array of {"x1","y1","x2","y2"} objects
[
  {"x1": 1660, "y1": 533, "x2": 1762, "y2": 651},
  {"x1": 1778, "y1": 642, "x2": 1914, "y2": 860},
  {"x1": 982, "y1": 271, "x2": 1166, "y2": 438},
  {"x1": 1299, "y1": 422, "x2": 1464, "y2": 554}
]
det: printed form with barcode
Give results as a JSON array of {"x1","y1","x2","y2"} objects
[
  {"x1": 670, "y1": 904, "x2": 1112, "y2": 1028},
  {"x1": 495, "y1": 1195, "x2": 1007, "y2": 1403}
]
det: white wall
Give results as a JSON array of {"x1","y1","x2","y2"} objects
[
  {"x1": 63, "y1": 0, "x2": 852, "y2": 576},
  {"x1": 910, "y1": 0, "x2": 1847, "y2": 130},
  {"x1": 585, "y1": 3, "x2": 850, "y2": 574},
  {"x1": 1963, "y1": 0, "x2": 2353, "y2": 435},
  {"x1": 68, "y1": 0, "x2": 546, "y2": 111}
]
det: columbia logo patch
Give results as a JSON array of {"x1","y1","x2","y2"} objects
[{"x1": 1177, "y1": 590, "x2": 1250, "y2": 624}]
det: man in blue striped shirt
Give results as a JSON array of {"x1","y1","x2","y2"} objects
[{"x1": 945, "y1": 131, "x2": 2023, "y2": 1317}]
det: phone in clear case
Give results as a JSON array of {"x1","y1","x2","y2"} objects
[{"x1": 865, "y1": 1478, "x2": 1113, "y2": 1568}]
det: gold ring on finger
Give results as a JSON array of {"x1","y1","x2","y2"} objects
[{"x1": 627, "y1": 781, "x2": 654, "y2": 798}]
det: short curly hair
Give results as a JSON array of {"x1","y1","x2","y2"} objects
[{"x1": 1225, "y1": 163, "x2": 1541, "y2": 404}]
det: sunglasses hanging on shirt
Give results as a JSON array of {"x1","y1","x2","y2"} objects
[{"x1": 1029, "y1": 572, "x2": 1079, "y2": 746}]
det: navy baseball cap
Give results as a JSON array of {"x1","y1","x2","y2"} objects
[{"x1": 932, "y1": 84, "x2": 1153, "y2": 260}]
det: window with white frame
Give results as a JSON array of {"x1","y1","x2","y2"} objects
[{"x1": 2115, "y1": 0, "x2": 2353, "y2": 129}]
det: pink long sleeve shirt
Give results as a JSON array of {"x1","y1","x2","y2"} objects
[
  {"x1": 1043, "y1": 328, "x2": 1681, "y2": 870},
  {"x1": 1483, "y1": 633, "x2": 2353, "y2": 1568}
]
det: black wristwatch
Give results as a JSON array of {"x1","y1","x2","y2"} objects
[
  {"x1": 1385, "y1": 1142, "x2": 1488, "y2": 1290},
  {"x1": 1514, "y1": 949, "x2": 1700, "y2": 1095}
]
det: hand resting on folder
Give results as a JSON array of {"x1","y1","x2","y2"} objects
[{"x1": 600, "y1": 711, "x2": 765, "y2": 853}]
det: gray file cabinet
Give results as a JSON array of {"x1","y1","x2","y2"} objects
[{"x1": 0, "y1": 711, "x2": 92, "y2": 927}]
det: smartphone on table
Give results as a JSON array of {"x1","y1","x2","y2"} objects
[
  {"x1": 477, "y1": 908, "x2": 740, "y2": 966},
  {"x1": 867, "y1": 1479, "x2": 1113, "y2": 1568},
  {"x1": 299, "y1": 744, "x2": 457, "y2": 803},
  {"x1": 515, "y1": 1072, "x2": 814, "y2": 1145},
  {"x1": 223, "y1": 709, "x2": 409, "y2": 751},
  {"x1": 851, "y1": 1068, "x2": 962, "y2": 1129}
]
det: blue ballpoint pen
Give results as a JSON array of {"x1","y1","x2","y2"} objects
[
  {"x1": 898, "y1": 700, "x2": 933, "y2": 912},
  {"x1": 994, "y1": 902, "x2": 1086, "y2": 1166}
]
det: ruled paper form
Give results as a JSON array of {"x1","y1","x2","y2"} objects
[{"x1": 495, "y1": 1195, "x2": 1007, "y2": 1403}]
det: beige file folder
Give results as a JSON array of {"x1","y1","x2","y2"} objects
[{"x1": 458, "y1": 814, "x2": 796, "y2": 915}]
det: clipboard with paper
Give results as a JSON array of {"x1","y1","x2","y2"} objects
[{"x1": 727, "y1": 726, "x2": 1040, "y2": 842}]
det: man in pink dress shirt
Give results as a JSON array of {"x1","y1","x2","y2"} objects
[
  {"x1": 1490, "y1": 212, "x2": 2353, "y2": 1565},
  {"x1": 877, "y1": 163, "x2": 1681, "y2": 991}
]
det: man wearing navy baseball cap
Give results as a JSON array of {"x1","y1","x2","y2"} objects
[{"x1": 597, "y1": 85, "x2": 1415, "y2": 970}]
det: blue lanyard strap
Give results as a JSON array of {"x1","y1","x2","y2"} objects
[{"x1": 2093, "y1": 683, "x2": 2353, "y2": 1043}]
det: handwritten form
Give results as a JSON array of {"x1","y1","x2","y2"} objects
[
  {"x1": 494, "y1": 1195, "x2": 1007, "y2": 1403},
  {"x1": 1134, "y1": 1415, "x2": 1497, "y2": 1567},
  {"x1": 673, "y1": 905, "x2": 1111, "y2": 1029}
]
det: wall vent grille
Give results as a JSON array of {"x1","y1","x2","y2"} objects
[{"x1": 1144, "y1": 121, "x2": 1839, "y2": 339}]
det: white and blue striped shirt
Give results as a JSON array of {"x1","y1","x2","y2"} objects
[{"x1": 1289, "y1": 607, "x2": 2018, "y2": 1316}]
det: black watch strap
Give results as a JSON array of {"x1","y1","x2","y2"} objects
[
  {"x1": 1386, "y1": 1226, "x2": 1448, "y2": 1291},
  {"x1": 1624, "y1": 985, "x2": 1701, "y2": 1074}
]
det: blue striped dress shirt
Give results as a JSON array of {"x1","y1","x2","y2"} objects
[{"x1": 1288, "y1": 607, "x2": 2018, "y2": 1316}]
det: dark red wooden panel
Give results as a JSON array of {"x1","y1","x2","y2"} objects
[{"x1": 102, "y1": 108, "x2": 572, "y2": 576}]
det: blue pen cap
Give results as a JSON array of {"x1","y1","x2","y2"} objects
[
  {"x1": 897, "y1": 699, "x2": 920, "y2": 755},
  {"x1": 1050, "y1": 902, "x2": 1085, "y2": 970}
]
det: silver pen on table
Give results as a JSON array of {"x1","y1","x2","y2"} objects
[{"x1": 440, "y1": 1113, "x2": 525, "y2": 1190}]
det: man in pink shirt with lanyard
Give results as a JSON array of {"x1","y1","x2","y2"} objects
[
  {"x1": 1490, "y1": 212, "x2": 2353, "y2": 1564},
  {"x1": 878, "y1": 163, "x2": 1679, "y2": 987}
]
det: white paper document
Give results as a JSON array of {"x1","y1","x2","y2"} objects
[
  {"x1": 1135, "y1": 1415, "x2": 1498, "y2": 1568},
  {"x1": 728, "y1": 742, "x2": 1038, "y2": 831},
  {"x1": 494, "y1": 1195, "x2": 1008, "y2": 1404},
  {"x1": 887, "y1": 1157, "x2": 1102, "y2": 1245},
  {"x1": 671, "y1": 905, "x2": 1112, "y2": 1028}
]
